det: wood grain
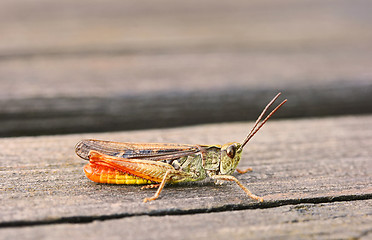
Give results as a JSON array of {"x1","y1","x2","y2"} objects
[
  {"x1": 1, "y1": 1, "x2": 371, "y2": 238},
  {"x1": 1, "y1": 200, "x2": 371, "y2": 240},
  {"x1": 1, "y1": 0, "x2": 371, "y2": 57},
  {"x1": 0, "y1": 0, "x2": 372, "y2": 136},
  {"x1": 0, "y1": 115, "x2": 371, "y2": 227}
]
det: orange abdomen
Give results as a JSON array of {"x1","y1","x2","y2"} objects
[{"x1": 84, "y1": 163, "x2": 152, "y2": 185}]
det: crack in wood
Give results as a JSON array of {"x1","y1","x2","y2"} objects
[{"x1": 1, "y1": 193, "x2": 371, "y2": 229}]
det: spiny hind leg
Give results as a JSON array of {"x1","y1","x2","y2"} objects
[
  {"x1": 143, "y1": 170, "x2": 171, "y2": 203},
  {"x1": 212, "y1": 175, "x2": 263, "y2": 202},
  {"x1": 141, "y1": 184, "x2": 160, "y2": 190},
  {"x1": 236, "y1": 167, "x2": 253, "y2": 174}
]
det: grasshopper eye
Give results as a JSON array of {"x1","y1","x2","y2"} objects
[{"x1": 226, "y1": 145, "x2": 236, "y2": 158}]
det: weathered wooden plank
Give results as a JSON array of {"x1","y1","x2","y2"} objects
[
  {"x1": 0, "y1": 115, "x2": 371, "y2": 225},
  {"x1": 1, "y1": 0, "x2": 371, "y2": 58},
  {"x1": 0, "y1": 54, "x2": 371, "y2": 136},
  {"x1": 0, "y1": 0, "x2": 372, "y2": 136},
  {"x1": 1, "y1": 200, "x2": 371, "y2": 240}
]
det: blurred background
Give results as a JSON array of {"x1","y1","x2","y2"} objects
[{"x1": 0, "y1": 0, "x2": 371, "y2": 136}]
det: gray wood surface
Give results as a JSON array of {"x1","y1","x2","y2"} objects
[
  {"x1": 1, "y1": 0, "x2": 371, "y2": 58},
  {"x1": 1, "y1": 0, "x2": 372, "y2": 136},
  {"x1": 1, "y1": 200, "x2": 371, "y2": 240},
  {"x1": 1, "y1": 115, "x2": 371, "y2": 239},
  {"x1": 1, "y1": 0, "x2": 372, "y2": 239}
]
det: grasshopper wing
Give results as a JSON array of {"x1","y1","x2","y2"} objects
[{"x1": 75, "y1": 139, "x2": 201, "y2": 161}]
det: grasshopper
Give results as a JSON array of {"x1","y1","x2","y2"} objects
[{"x1": 75, "y1": 93, "x2": 287, "y2": 202}]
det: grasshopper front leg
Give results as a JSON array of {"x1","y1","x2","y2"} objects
[{"x1": 212, "y1": 175, "x2": 263, "y2": 202}]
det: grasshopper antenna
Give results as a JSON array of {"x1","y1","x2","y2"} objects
[{"x1": 239, "y1": 93, "x2": 287, "y2": 151}]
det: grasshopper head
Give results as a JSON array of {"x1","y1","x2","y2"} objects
[
  {"x1": 220, "y1": 142, "x2": 242, "y2": 175},
  {"x1": 219, "y1": 93, "x2": 287, "y2": 175}
]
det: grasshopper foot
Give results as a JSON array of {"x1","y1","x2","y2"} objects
[
  {"x1": 143, "y1": 196, "x2": 158, "y2": 203},
  {"x1": 252, "y1": 195, "x2": 264, "y2": 202},
  {"x1": 236, "y1": 167, "x2": 253, "y2": 174}
]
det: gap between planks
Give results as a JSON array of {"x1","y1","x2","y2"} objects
[{"x1": 1, "y1": 193, "x2": 371, "y2": 229}]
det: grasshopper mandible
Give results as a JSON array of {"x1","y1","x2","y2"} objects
[{"x1": 75, "y1": 93, "x2": 287, "y2": 202}]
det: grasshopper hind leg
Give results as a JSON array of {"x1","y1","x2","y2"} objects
[
  {"x1": 212, "y1": 175, "x2": 263, "y2": 202},
  {"x1": 141, "y1": 184, "x2": 160, "y2": 190},
  {"x1": 143, "y1": 170, "x2": 171, "y2": 203}
]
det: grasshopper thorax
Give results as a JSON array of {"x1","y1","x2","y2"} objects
[{"x1": 220, "y1": 142, "x2": 242, "y2": 175}]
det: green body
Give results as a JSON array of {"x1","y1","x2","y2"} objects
[{"x1": 167, "y1": 142, "x2": 243, "y2": 184}]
